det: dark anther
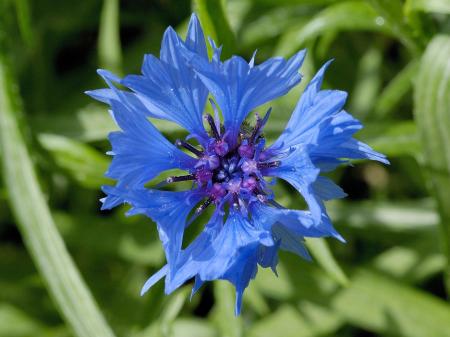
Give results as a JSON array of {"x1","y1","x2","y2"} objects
[
  {"x1": 257, "y1": 161, "x2": 281, "y2": 169},
  {"x1": 232, "y1": 194, "x2": 240, "y2": 209},
  {"x1": 205, "y1": 114, "x2": 220, "y2": 140},
  {"x1": 195, "y1": 197, "x2": 213, "y2": 214},
  {"x1": 175, "y1": 139, "x2": 204, "y2": 157},
  {"x1": 166, "y1": 174, "x2": 195, "y2": 183},
  {"x1": 250, "y1": 107, "x2": 272, "y2": 144}
]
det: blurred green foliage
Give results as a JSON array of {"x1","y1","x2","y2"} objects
[{"x1": 1, "y1": 0, "x2": 450, "y2": 336}]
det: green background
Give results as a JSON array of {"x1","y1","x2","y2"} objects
[{"x1": 1, "y1": 0, "x2": 450, "y2": 336}]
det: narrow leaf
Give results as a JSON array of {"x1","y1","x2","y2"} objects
[
  {"x1": 414, "y1": 34, "x2": 450, "y2": 295},
  {"x1": 374, "y1": 60, "x2": 419, "y2": 118},
  {"x1": 306, "y1": 238, "x2": 349, "y2": 286},
  {"x1": 98, "y1": 0, "x2": 122, "y2": 74},
  {"x1": 0, "y1": 53, "x2": 116, "y2": 337}
]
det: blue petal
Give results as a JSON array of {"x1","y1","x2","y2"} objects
[
  {"x1": 121, "y1": 15, "x2": 209, "y2": 142},
  {"x1": 184, "y1": 49, "x2": 306, "y2": 147},
  {"x1": 164, "y1": 212, "x2": 224, "y2": 294},
  {"x1": 263, "y1": 145, "x2": 323, "y2": 222},
  {"x1": 270, "y1": 61, "x2": 388, "y2": 165},
  {"x1": 198, "y1": 210, "x2": 271, "y2": 282},
  {"x1": 257, "y1": 242, "x2": 280, "y2": 273},
  {"x1": 250, "y1": 202, "x2": 343, "y2": 240},
  {"x1": 141, "y1": 265, "x2": 168, "y2": 295},
  {"x1": 222, "y1": 248, "x2": 259, "y2": 315},
  {"x1": 101, "y1": 99, "x2": 197, "y2": 209},
  {"x1": 103, "y1": 186, "x2": 204, "y2": 279},
  {"x1": 313, "y1": 176, "x2": 347, "y2": 201},
  {"x1": 310, "y1": 111, "x2": 389, "y2": 166},
  {"x1": 271, "y1": 224, "x2": 311, "y2": 260}
]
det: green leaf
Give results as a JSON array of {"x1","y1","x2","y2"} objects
[
  {"x1": 366, "y1": 0, "x2": 421, "y2": 53},
  {"x1": 32, "y1": 105, "x2": 117, "y2": 142},
  {"x1": 332, "y1": 269, "x2": 450, "y2": 337},
  {"x1": 0, "y1": 303, "x2": 68, "y2": 337},
  {"x1": 38, "y1": 134, "x2": 110, "y2": 189},
  {"x1": 13, "y1": 0, "x2": 33, "y2": 48},
  {"x1": 275, "y1": 1, "x2": 394, "y2": 56},
  {"x1": 372, "y1": 246, "x2": 446, "y2": 283},
  {"x1": 159, "y1": 288, "x2": 191, "y2": 337},
  {"x1": 171, "y1": 318, "x2": 218, "y2": 337},
  {"x1": 374, "y1": 60, "x2": 419, "y2": 118},
  {"x1": 328, "y1": 199, "x2": 439, "y2": 232},
  {"x1": 359, "y1": 121, "x2": 421, "y2": 158},
  {"x1": 98, "y1": 0, "x2": 122, "y2": 74},
  {"x1": 0, "y1": 52, "x2": 116, "y2": 337},
  {"x1": 414, "y1": 34, "x2": 450, "y2": 295},
  {"x1": 246, "y1": 305, "x2": 319, "y2": 337},
  {"x1": 305, "y1": 238, "x2": 349, "y2": 286},
  {"x1": 240, "y1": 6, "x2": 310, "y2": 48},
  {"x1": 349, "y1": 47, "x2": 383, "y2": 118},
  {"x1": 247, "y1": 303, "x2": 343, "y2": 337},
  {"x1": 192, "y1": 0, "x2": 236, "y2": 58},
  {"x1": 32, "y1": 105, "x2": 186, "y2": 142},
  {"x1": 211, "y1": 281, "x2": 243, "y2": 337},
  {"x1": 405, "y1": 0, "x2": 450, "y2": 14}
]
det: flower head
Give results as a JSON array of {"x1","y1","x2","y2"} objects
[{"x1": 87, "y1": 14, "x2": 388, "y2": 315}]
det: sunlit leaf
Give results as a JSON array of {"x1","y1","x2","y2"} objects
[
  {"x1": 38, "y1": 133, "x2": 110, "y2": 188},
  {"x1": 372, "y1": 246, "x2": 446, "y2": 283},
  {"x1": 359, "y1": 121, "x2": 420, "y2": 158},
  {"x1": 328, "y1": 199, "x2": 438, "y2": 232},
  {"x1": 306, "y1": 238, "x2": 349, "y2": 286},
  {"x1": 211, "y1": 282, "x2": 243, "y2": 336},
  {"x1": 374, "y1": 60, "x2": 419, "y2": 118},
  {"x1": 275, "y1": 1, "x2": 394, "y2": 56},
  {"x1": 332, "y1": 269, "x2": 450, "y2": 337},
  {"x1": 414, "y1": 34, "x2": 450, "y2": 294},
  {"x1": 405, "y1": 0, "x2": 450, "y2": 14}
]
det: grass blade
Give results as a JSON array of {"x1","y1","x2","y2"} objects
[{"x1": 0, "y1": 53, "x2": 116, "y2": 337}]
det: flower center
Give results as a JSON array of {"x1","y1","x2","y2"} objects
[{"x1": 164, "y1": 107, "x2": 278, "y2": 215}]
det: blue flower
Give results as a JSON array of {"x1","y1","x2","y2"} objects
[{"x1": 87, "y1": 13, "x2": 388, "y2": 315}]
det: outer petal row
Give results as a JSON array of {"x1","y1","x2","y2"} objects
[
  {"x1": 140, "y1": 201, "x2": 343, "y2": 314},
  {"x1": 87, "y1": 14, "x2": 210, "y2": 143},
  {"x1": 183, "y1": 47, "x2": 306, "y2": 147}
]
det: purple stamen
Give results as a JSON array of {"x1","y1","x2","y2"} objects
[
  {"x1": 196, "y1": 169, "x2": 213, "y2": 184},
  {"x1": 242, "y1": 176, "x2": 257, "y2": 192},
  {"x1": 210, "y1": 183, "x2": 227, "y2": 200},
  {"x1": 214, "y1": 139, "x2": 229, "y2": 157},
  {"x1": 238, "y1": 143, "x2": 254, "y2": 158},
  {"x1": 241, "y1": 159, "x2": 258, "y2": 174},
  {"x1": 226, "y1": 178, "x2": 242, "y2": 194}
]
